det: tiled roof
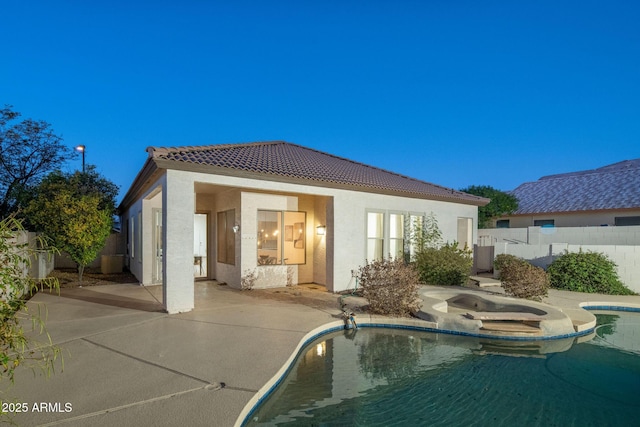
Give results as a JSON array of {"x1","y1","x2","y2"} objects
[
  {"x1": 511, "y1": 159, "x2": 640, "y2": 214},
  {"x1": 148, "y1": 141, "x2": 487, "y2": 205}
]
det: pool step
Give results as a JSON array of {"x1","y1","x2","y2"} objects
[{"x1": 480, "y1": 321, "x2": 543, "y2": 335}]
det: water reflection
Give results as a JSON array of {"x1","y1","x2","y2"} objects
[{"x1": 247, "y1": 312, "x2": 640, "y2": 426}]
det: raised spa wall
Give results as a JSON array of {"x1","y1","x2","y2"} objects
[{"x1": 416, "y1": 289, "x2": 585, "y2": 339}]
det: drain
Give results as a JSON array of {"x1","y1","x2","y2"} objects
[{"x1": 205, "y1": 382, "x2": 226, "y2": 391}]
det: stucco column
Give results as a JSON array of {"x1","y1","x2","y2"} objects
[{"x1": 162, "y1": 170, "x2": 195, "y2": 313}]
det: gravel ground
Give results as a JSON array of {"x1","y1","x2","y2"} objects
[{"x1": 47, "y1": 268, "x2": 139, "y2": 288}]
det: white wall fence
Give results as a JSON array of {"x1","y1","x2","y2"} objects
[
  {"x1": 479, "y1": 225, "x2": 640, "y2": 246},
  {"x1": 5, "y1": 231, "x2": 55, "y2": 283},
  {"x1": 55, "y1": 232, "x2": 124, "y2": 270},
  {"x1": 479, "y1": 226, "x2": 640, "y2": 293}
]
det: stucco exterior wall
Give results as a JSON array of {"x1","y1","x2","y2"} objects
[
  {"x1": 212, "y1": 188, "x2": 241, "y2": 287},
  {"x1": 162, "y1": 169, "x2": 195, "y2": 313},
  {"x1": 122, "y1": 178, "x2": 163, "y2": 286},
  {"x1": 121, "y1": 166, "x2": 480, "y2": 311},
  {"x1": 497, "y1": 209, "x2": 640, "y2": 228},
  {"x1": 329, "y1": 190, "x2": 478, "y2": 293}
]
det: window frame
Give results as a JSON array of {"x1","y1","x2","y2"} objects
[
  {"x1": 366, "y1": 211, "x2": 385, "y2": 261},
  {"x1": 217, "y1": 209, "x2": 236, "y2": 265},
  {"x1": 257, "y1": 210, "x2": 307, "y2": 266}
]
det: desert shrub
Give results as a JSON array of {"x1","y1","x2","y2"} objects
[
  {"x1": 357, "y1": 258, "x2": 420, "y2": 317},
  {"x1": 493, "y1": 254, "x2": 521, "y2": 272},
  {"x1": 497, "y1": 255, "x2": 549, "y2": 299},
  {"x1": 547, "y1": 251, "x2": 634, "y2": 295},
  {"x1": 414, "y1": 243, "x2": 472, "y2": 286},
  {"x1": 241, "y1": 269, "x2": 257, "y2": 290}
]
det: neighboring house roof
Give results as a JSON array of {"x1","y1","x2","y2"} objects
[
  {"x1": 121, "y1": 141, "x2": 488, "y2": 207},
  {"x1": 510, "y1": 159, "x2": 640, "y2": 215}
]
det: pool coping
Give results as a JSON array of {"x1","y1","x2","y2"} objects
[{"x1": 235, "y1": 304, "x2": 640, "y2": 426}]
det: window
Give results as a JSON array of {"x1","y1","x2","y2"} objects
[
  {"x1": 257, "y1": 210, "x2": 306, "y2": 266},
  {"x1": 615, "y1": 216, "x2": 640, "y2": 226},
  {"x1": 128, "y1": 216, "x2": 134, "y2": 259},
  {"x1": 407, "y1": 214, "x2": 424, "y2": 260},
  {"x1": 258, "y1": 210, "x2": 281, "y2": 265},
  {"x1": 496, "y1": 219, "x2": 510, "y2": 228},
  {"x1": 389, "y1": 213, "x2": 404, "y2": 260},
  {"x1": 129, "y1": 213, "x2": 141, "y2": 262},
  {"x1": 367, "y1": 212, "x2": 384, "y2": 261},
  {"x1": 136, "y1": 212, "x2": 142, "y2": 262},
  {"x1": 283, "y1": 211, "x2": 306, "y2": 265},
  {"x1": 217, "y1": 209, "x2": 235, "y2": 265},
  {"x1": 534, "y1": 219, "x2": 555, "y2": 227}
]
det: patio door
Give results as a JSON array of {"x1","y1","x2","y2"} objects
[
  {"x1": 194, "y1": 213, "x2": 208, "y2": 278},
  {"x1": 152, "y1": 209, "x2": 163, "y2": 283}
]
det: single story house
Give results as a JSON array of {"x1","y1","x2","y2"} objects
[
  {"x1": 494, "y1": 159, "x2": 640, "y2": 228},
  {"x1": 118, "y1": 141, "x2": 488, "y2": 313}
]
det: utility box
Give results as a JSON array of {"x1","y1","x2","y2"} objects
[{"x1": 101, "y1": 255, "x2": 124, "y2": 274}]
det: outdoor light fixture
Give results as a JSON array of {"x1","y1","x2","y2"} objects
[
  {"x1": 75, "y1": 145, "x2": 86, "y2": 172},
  {"x1": 316, "y1": 225, "x2": 326, "y2": 235},
  {"x1": 232, "y1": 224, "x2": 240, "y2": 233}
]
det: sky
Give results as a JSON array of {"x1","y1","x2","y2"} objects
[{"x1": 3, "y1": 1, "x2": 639, "y2": 203}]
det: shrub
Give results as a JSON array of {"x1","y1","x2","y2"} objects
[
  {"x1": 0, "y1": 215, "x2": 61, "y2": 388},
  {"x1": 496, "y1": 255, "x2": 549, "y2": 299},
  {"x1": 547, "y1": 251, "x2": 634, "y2": 295},
  {"x1": 493, "y1": 254, "x2": 521, "y2": 272},
  {"x1": 241, "y1": 269, "x2": 257, "y2": 290},
  {"x1": 357, "y1": 258, "x2": 420, "y2": 317},
  {"x1": 414, "y1": 243, "x2": 472, "y2": 286}
]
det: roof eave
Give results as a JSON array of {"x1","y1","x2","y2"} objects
[
  {"x1": 117, "y1": 158, "x2": 161, "y2": 212},
  {"x1": 154, "y1": 159, "x2": 489, "y2": 206}
]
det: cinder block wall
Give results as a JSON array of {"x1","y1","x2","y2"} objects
[{"x1": 493, "y1": 241, "x2": 640, "y2": 293}]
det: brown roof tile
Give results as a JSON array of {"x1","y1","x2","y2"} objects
[{"x1": 148, "y1": 141, "x2": 487, "y2": 205}]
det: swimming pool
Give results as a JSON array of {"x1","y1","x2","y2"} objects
[{"x1": 244, "y1": 311, "x2": 640, "y2": 426}]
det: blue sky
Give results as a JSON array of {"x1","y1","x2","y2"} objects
[{"x1": 3, "y1": 1, "x2": 639, "y2": 202}]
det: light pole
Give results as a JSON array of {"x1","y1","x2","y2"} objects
[{"x1": 75, "y1": 145, "x2": 86, "y2": 172}]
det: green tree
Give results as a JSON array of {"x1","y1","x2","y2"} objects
[
  {"x1": 0, "y1": 215, "x2": 61, "y2": 392},
  {"x1": 459, "y1": 185, "x2": 518, "y2": 229},
  {"x1": 22, "y1": 166, "x2": 119, "y2": 228},
  {"x1": 25, "y1": 169, "x2": 116, "y2": 281},
  {"x1": 0, "y1": 106, "x2": 73, "y2": 218},
  {"x1": 409, "y1": 212, "x2": 442, "y2": 256}
]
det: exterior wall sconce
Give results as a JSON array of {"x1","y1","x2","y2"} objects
[
  {"x1": 232, "y1": 224, "x2": 240, "y2": 233},
  {"x1": 316, "y1": 225, "x2": 326, "y2": 235}
]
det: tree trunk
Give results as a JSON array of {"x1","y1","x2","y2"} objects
[{"x1": 78, "y1": 264, "x2": 85, "y2": 282}]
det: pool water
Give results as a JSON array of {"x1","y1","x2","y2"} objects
[{"x1": 246, "y1": 312, "x2": 640, "y2": 426}]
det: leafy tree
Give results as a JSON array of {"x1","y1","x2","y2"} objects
[
  {"x1": 0, "y1": 215, "x2": 61, "y2": 394},
  {"x1": 409, "y1": 212, "x2": 442, "y2": 256},
  {"x1": 459, "y1": 185, "x2": 518, "y2": 229},
  {"x1": 0, "y1": 106, "x2": 73, "y2": 218},
  {"x1": 25, "y1": 170, "x2": 116, "y2": 281},
  {"x1": 23, "y1": 166, "x2": 119, "y2": 223}
]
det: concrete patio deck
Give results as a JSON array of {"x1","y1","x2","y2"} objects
[{"x1": 5, "y1": 282, "x2": 640, "y2": 426}]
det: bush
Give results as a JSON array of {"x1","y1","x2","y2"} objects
[
  {"x1": 357, "y1": 258, "x2": 420, "y2": 317},
  {"x1": 0, "y1": 215, "x2": 61, "y2": 388},
  {"x1": 547, "y1": 251, "x2": 634, "y2": 295},
  {"x1": 414, "y1": 243, "x2": 472, "y2": 286},
  {"x1": 493, "y1": 254, "x2": 521, "y2": 272},
  {"x1": 496, "y1": 255, "x2": 549, "y2": 299}
]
